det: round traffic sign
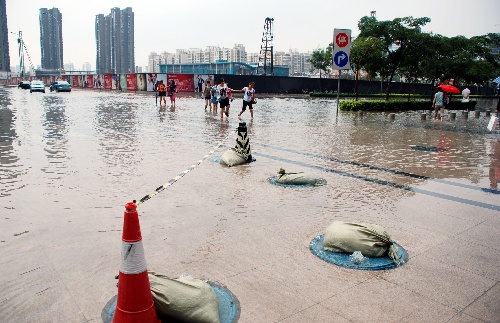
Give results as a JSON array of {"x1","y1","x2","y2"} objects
[
  {"x1": 336, "y1": 32, "x2": 349, "y2": 48},
  {"x1": 334, "y1": 51, "x2": 349, "y2": 67}
]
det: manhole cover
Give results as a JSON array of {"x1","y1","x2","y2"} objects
[
  {"x1": 102, "y1": 282, "x2": 240, "y2": 323},
  {"x1": 310, "y1": 235, "x2": 408, "y2": 270}
]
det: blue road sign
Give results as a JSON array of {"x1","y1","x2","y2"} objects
[{"x1": 334, "y1": 51, "x2": 349, "y2": 68}]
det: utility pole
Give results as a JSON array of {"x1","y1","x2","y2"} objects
[{"x1": 258, "y1": 17, "x2": 274, "y2": 76}]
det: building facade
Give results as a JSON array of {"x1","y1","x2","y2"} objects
[
  {"x1": 39, "y1": 8, "x2": 63, "y2": 72},
  {"x1": 95, "y1": 7, "x2": 134, "y2": 74},
  {"x1": 0, "y1": 0, "x2": 10, "y2": 72},
  {"x1": 148, "y1": 44, "x2": 315, "y2": 77}
]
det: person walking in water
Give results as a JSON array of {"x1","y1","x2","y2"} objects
[
  {"x1": 216, "y1": 78, "x2": 230, "y2": 119},
  {"x1": 169, "y1": 80, "x2": 177, "y2": 108},
  {"x1": 211, "y1": 80, "x2": 219, "y2": 114},
  {"x1": 157, "y1": 80, "x2": 167, "y2": 106},
  {"x1": 203, "y1": 80, "x2": 212, "y2": 111},
  {"x1": 433, "y1": 87, "x2": 445, "y2": 122},
  {"x1": 235, "y1": 82, "x2": 256, "y2": 119}
]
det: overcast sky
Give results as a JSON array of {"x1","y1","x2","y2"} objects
[{"x1": 5, "y1": 0, "x2": 500, "y2": 71}]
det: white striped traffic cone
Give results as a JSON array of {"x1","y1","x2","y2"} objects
[{"x1": 113, "y1": 201, "x2": 160, "y2": 323}]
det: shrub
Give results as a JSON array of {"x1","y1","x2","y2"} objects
[
  {"x1": 338, "y1": 99, "x2": 477, "y2": 111},
  {"x1": 339, "y1": 100, "x2": 430, "y2": 111}
]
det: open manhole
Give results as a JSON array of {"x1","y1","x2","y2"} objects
[
  {"x1": 268, "y1": 177, "x2": 327, "y2": 188},
  {"x1": 410, "y1": 145, "x2": 447, "y2": 152}
]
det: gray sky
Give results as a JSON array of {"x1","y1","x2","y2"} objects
[{"x1": 5, "y1": 0, "x2": 500, "y2": 70}]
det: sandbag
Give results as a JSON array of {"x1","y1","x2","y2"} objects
[
  {"x1": 275, "y1": 168, "x2": 323, "y2": 186},
  {"x1": 220, "y1": 149, "x2": 247, "y2": 167},
  {"x1": 323, "y1": 221, "x2": 400, "y2": 265},
  {"x1": 148, "y1": 271, "x2": 220, "y2": 323}
]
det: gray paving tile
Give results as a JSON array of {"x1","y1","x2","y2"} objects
[
  {"x1": 463, "y1": 282, "x2": 500, "y2": 323},
  {"x1": 377, "y1": 254, "x2": 496, "y2": 311},
  {"x1": 320, "y1": 276, "x2": 456, "y2": 322}
]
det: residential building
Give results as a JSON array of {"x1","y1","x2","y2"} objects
[
  {"x1": 82, "y1": 62, "x2": 92, "y2": 72},
  {"x1": 39, "y1": 7, "x2": 63, "y2": 72},
  {"x1": 64, "y1": 62, "x2": 74, "y2": 71},
  {"x1": 95, "y1": 7, "x2": 134, "y2": 74},
  {"x1": 149, "y1": 44, "x2": 320, "y2": 77},
  {"x1": 0, "y1": 0, "x2": 10, "y2": 72}
]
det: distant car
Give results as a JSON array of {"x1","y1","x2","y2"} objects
[
  {"x1": 30, "y1": 80, "x2": 46, "y2": 93},
  {"x1": 18, "y1": 81, "x2": 31, "y2": 89},
  {"x1": 50, "y1": 80, "x2": 72, "y2": 92}
]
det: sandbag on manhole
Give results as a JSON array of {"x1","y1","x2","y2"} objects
[
  {"x1": 324, "y1": 221, "x2": 401, "y2": 265},
  {"x1": 273, "y1": 168, "x2": 325, "y2": 186},
  {"x1": 220, "y1": 122, "x2": 255, "y2": 167},
  {"x1": 148, "y1": 272, "x2": 220, "y2": 323},
  {"x1": 220, "y1": 149, "x2": 247, "y2": 167}
]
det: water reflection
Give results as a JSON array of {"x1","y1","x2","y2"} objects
[
  {"x1": 489, "y1": 140, "x2": 500, "y2": 189},
  {"x1": 40, "y1": 96, "x2": 69, "y2": 186},
  {"x1": 158, "y1": 106, "x2": 166, "y2": 122},
  {"x1": 94, "y1": 99, "x2": 139, "y2": 171},
  {"x1": 0, "y1": 88, "x2": 22, "y2": 197}
]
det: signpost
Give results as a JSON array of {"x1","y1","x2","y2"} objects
[{"x1": 333, "y1": 29, "x2": 351, "y2": 113}]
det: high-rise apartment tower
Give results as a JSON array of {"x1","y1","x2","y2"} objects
[
  {"x1": 95, "y1": 7, "x2": 134, "y2": 74},
  {"x1": 0, "y1": 0, "x2": 10, "y2": 72},
  {"x1": 39, "y1": 7, "x2": 63, "y2": 71}
]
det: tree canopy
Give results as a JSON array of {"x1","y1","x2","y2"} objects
[{"x1": 310, "y1": 15, "x2": 500, "y2": 99}]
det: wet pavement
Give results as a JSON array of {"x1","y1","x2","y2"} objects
[{"x1": 1, "y1": 86, "x2": 499, "y2": 322}]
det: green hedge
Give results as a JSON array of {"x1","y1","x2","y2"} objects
[
  {"x1": 310, "y1": 92, "x2": 429, "y2": 98},
  {"x1": 338, "y1": 100, "x2": 477, "y2": 111},
  {"x1": 310, "y1": 92, "x2": 497, "y2": 99}
]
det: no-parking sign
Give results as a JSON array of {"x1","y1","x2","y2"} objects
[{"x1": 333, "y1": 29, "x2": 351, "y2": 70}]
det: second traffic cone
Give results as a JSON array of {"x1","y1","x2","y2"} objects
[{"x1": 113, "y1": 201, "x2": 160, "y2": 323}]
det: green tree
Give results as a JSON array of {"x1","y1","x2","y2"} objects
[
  {"x1": 397, "y1": 32, "x2": 433, "y2": 101},
  {"x1": 309, "y1": 47, "x2": 332, "y2": 78},
  {"x1": 358, "y1": 15, "x2": 431, "y2": 100},
  {"x1": 350, "y1": 36, "x2": 385, "y2": 100}
]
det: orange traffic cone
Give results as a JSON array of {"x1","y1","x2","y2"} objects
[{"x1": 113, "y1": 201, "x2": 160, "y2": 323}]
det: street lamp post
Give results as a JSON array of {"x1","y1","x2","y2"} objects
[{"x1": 42, "y1": 11, "x2": 61, "y2": 78}]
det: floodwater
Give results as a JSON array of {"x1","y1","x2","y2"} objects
[
  {"x1": 2, "y1": 88, "x2": 498, "y2": 209},
  {"x1": 1, "y1": 86, "x2": 499, "y2": 321}
]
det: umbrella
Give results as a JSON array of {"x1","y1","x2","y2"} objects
[
  {"x1": 437, "y1": 84, "x2": 460, "y2": 94},
  {"x1": 493, "y1": 76, "x2": 500, "y2": 83}
]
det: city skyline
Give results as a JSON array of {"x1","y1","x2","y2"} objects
[{"x1": 4, "y1": 0, "x2": 500, "y2": 72}]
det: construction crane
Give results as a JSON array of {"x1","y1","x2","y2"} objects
[
  {"x1": 10, "y1": 30, "x2": 36, "y2": 77},
  {"x1": 258, "y1": 17, "x2": 274, "y2": 76}
]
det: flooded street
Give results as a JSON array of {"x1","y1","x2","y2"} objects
[{"x1": 1, "y1": 86, "x2": 499, "y2": 322}]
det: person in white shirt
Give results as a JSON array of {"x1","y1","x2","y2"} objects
[
  {"x1": 216, "y1": 78, "x2": 230, "y2": 119},
  {"x1": 462, "y1": 87, "x2": 470, "y2": 102},
  {"x1": 235, "y1": 82, "x2": 256, "y2": 119}
]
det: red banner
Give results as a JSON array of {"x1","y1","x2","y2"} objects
[
  {"x1": 126, "y1": 74, "x2": 137, "y2": 91},
  {"x1": 86, "y1": 75, "x2": 93, "y2": 88},
  {"x1": 72, "y1": 75, "x2": 79, "y2": 87},
  {"x1": 104, "y1": 74, "x2": 112, "y2": 89},
  {"x1": 167, "y1": 74, "x2": 195, "y2": 92}
]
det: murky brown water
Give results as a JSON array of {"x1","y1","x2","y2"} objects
[{"x1": 1, "y1": 87, "x2": 499, "y2": 214}]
